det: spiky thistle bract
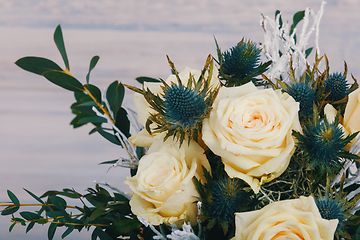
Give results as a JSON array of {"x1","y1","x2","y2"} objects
[
  {"x1": 287, "y1": 82, "x2": 317, "y2": 118},
  {"x1": 126, "y1": 54, "x2": 219, "y2": 146},
  {"x1": 293, "y1": 112, "x2": 359, "y2": 175},
  {"x1": 193, "y1": 167, "x2": 255, "y2": 236},
  {"x1": 215, "y1": 37, "x2": 271, "y2": 87},
  {"x1": 315, "y1": 177, "x2": 360, "y2": 239},
  {"x1": 324, "y1": 72, "x2": 349, "y2": 102}
]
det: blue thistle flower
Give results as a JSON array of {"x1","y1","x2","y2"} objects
[
  {"x1": 126, "y1": 55, "x2": 219, "y2": 146},
  {"x1": 193, "y1": 167, "x2": 253, "y2": 235},
  {"x1": 216, "y1": 38, "x2": 271, "y2": 87},
  {"x1": 207, "y1": 178, "x2": 249, "y2": 223},
  {"x1": 287, "y1": 82, "x2": 317, "y2": 117},
  {"x1": 324, "y1": 72, "x2": 349, "y2": 101},
  {"x1": 293, "y1": 117, "x2": 359, "y2": 174},
  {"x1": 315, "y1": 178, "x2": 360, "y2": 239},
  {"x1": 316, "y1": 197, "x2": 346, "y2": 223},
  {"x1": 163, "y1": 84, "x2": 208, "y2": 128}
]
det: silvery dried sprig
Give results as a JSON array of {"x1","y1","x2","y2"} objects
[{"x1": 126, "y1": 55, "x2": 220, "y2": 146}]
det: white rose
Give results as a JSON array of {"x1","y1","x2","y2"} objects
[
  {"x1": 124, "y1": 137, "x2": 210, "y2": 226},
  {"x1": 202, "y1": 82, "x2": 301, "y2": 193},
  {"x1": 232, "y1": 196, "x2": 338, "y2": 240},
  {"x1": 130, "y1": 66, "x2": 220, "y2": 148}
]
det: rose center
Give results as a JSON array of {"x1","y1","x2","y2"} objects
[
  {"x1": 145, "y1": 167, "x2": 172, "y2": 187},
  {"x1": 242, "y1": 110, "x2": 265, "y2": 130}
]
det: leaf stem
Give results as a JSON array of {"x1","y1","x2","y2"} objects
[
  {"x1": 83, "y1": 86, "x2": 115, "y2": 125},
  {"x1": 0, "y1": 203, "x2": 79, "y2": 211}
]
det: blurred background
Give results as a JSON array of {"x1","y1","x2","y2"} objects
[{"x1": 1, "y1": 0, "x2": 359, "y2": 239}]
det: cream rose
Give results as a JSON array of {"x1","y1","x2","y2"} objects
[
  {"x1": 130, "y1": 66, "x2": 220, "y2": 148},
  {"x1": 202, "y1": 82, "x2": 301, "y2": 193},
  {"x1": 344, "y1": 87, "x2": 360, "y2": 136},
  {"x1": 324, "y1": 88, "x2": 360, "y2": 151},
  {"x1": 232, "y1": 196, "x2": 338, "y2": 240},
  {"x1": 124, "y1": 137, "x2": 210, "y2": 226}
]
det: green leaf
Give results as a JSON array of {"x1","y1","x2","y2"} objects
[
  {"x1": 9, "y1": 222, "x2": 16, "y2": 232},
  {"x1": 113, "y1": 193, "x2": 130, "y2": 202},
  {"x1": 74, "y1": 91, "x2": 92, "y2": 102},
  {"x1": 43, "y1": 70, "x2": 84, "y2": 92},
  {"x1": 106, "y1": 81, "x2": 125, "y2": 117},
  {"x1": 7, "y1": 190, "x2": 20, "y2": 207},
  {"x1": 37, "y1": 218, "x2": 48, "y2": 224},
  {"x1": 49, "y1": 196, "x2": 67, "y2": 210},
  {"x1": 108, "y1": 219, "x2": 142, "y2": 235},
  {"x1": 50, "y1": 196, "x2": 72, "y2": 223},
  {"x1": 71, "y1": 103, "x2": 97, "y2": 116},
  {"x1": 61, "y1": 225, "x2": 74, "y2": 239},
  {"x1": 48, "y1": 222, "x2": 57, "y2": 240},
  {"x1": 305, "y1": 47, "x2": 313, "y2": 58},
  {"x1": 356, "y1": 225, "x2": 360, "y2": 240},
  {"x1": 290, "y1": 10, "x2": 305, "y2": 35},
  {"x1": 98, "y1": 159, "x2": 118, "y2": 165},
  {"x1": 86, "y1": 56, "x2": 100, "y2": 84},
  {"x1": 20, "y1": 211, "x2": 41, "y2": 221},
  {"x1": 1, "y1": 205, "x2": 19, "y2": 215},
  {"x1": 40, "y1": 190, "x2": 62, "y2": 198},
  {"x1": 24, "y1": 188, "x2": 45, "y2": 204},
  {"x1": 136, "y1": 76, "x2": 161, "y2": 84},
  {"x1": 84, "y1": 84, "x2": 102, "y2": 104},
  {"x1": 88, "y1": 207, "x2": 106, "y2": 222},
  {"x1": 54, "y1": 25, "x2": 70, "y2": 70},
  {"x1": 92, "y1": 227, "x2": 113, "y2": 240},
  {"x1": 78, "y1": 116, "x2": 107, "y2": 124},
  {"x1": 85, "y1": 195, "x2": 107, "y2": 208},
  {"x1": 115, "y1": 107, "x2": 130, "y2": 138},
  {"x1": 275, "y1": 10, "x2": 283, "y2": 29},
  {"x1": 26, "y1": 221, "x2": 35, "y2": 233},
  {"x1": 96, "y1": 129, "x2": 122, "y2": 146},
  {"x1": 15, "y1": 57, "x2": 63, "y2": 75}
]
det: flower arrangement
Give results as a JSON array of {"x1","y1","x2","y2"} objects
[{"x1": 2, "y1": 2, "x2": 360, "y2": 240}]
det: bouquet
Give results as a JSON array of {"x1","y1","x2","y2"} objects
[{"x1": 2, "y1": 2, "x2": 360, "y2": 239}]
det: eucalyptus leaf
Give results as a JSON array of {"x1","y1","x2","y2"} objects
[
  {"x1": 26, "y1": 221, "x2": 35, "y2": 233},
  {"x1": 136, "y1": 76, "x2": 161, "y2": 84},
  {"x1": 98, "y1": 159, "x2": 118, "y2": 165},
  {"x1": 23, "y1": 188, "x2": 45, "y2": 204},
  {"x1": 115, "y1": 107, "x2": 130, "y2": 138},
  {"x1": 77, "y1": 116, "x2": 107, "y2": 124},
  {"x1": 43, "y1": 70, "x2": 84, "y2": 92},
  {"x1": 49, "y1": 196, "x2": 67, "y2": 211},
  {"x1": 50, "y1": 196, "x2": 72, "y2": 223},
  {"x1": 61, "y1": 225, "x2": 74, "y2": 239},
  {"x1": 20, "y1": 211, "x2": 41, "y2": 221},
  {"x1": 9, "y1": 222, "x2": 16, "y2": 232},
  {"x1": 84, "y1": 84, "x2": 102, "y2": 104},
  {"x1": 96, "y1": 129, "x2": 122, "y2": 146},
  {"x1": 48, "y1": 222, "x2": 57, "y2": 240},
  {"x1": 88, "y1": 207, "x2": 106, "y2": 222},
  {"x1": 7, "y1": 190, "x2": 20, "y2": 207},
  {"x1": 106, "y1": 81, "x2": 125, "y2": 117},
  {"x1": 86, "y1": 56, "x2": 100, "y2": 84},
  {"x1": 15, "y1": 57, "x2": 63, "y2": 75},
  {"x1": 92, "y1": 227, "x2": 113, "y2": 240},
  {"x1": 54, "y1": 25, "x2": 70, "y2": 70},
  {"x1": 1, "y1": 205, "x2": 19, "y2": 216},
  {"x1": 108, "y1": 219, "x2": 142, "y2": 235}
]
